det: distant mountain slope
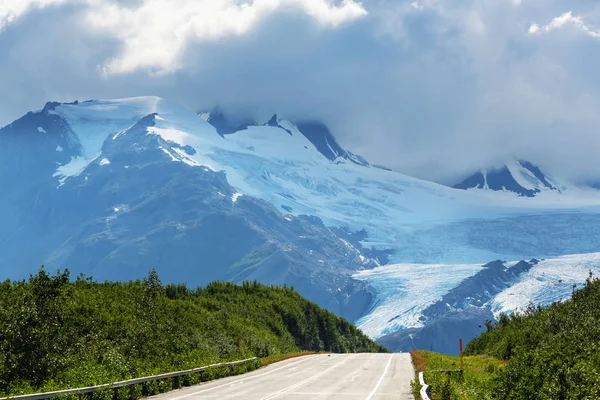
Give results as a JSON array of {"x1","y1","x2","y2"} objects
[{"x1": 453, "y1": 160, "x2": 560, "y2": 197}]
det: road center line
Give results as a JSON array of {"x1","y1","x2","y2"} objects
[
  {"x1": 165, "y1": 356, "x2": 316, "y2": 400},
  {"x1": 365, "y1": 354, "x2": 394, "y2": 400},
  {"x1": 259, "y1": 355, "x2": 353, "y2": 400}
]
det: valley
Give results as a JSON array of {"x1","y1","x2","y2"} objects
[{"x1": 1, "y1": 96, "x2": 600, "y2": 353}]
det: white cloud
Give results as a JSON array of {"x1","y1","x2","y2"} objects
[
  {"x1": 528, "y1": 23, "x2": 540, "y2": 34},
  {"x1": 1, "y1": 0, "x2": 600, "y2": 184},
  {"x1": 0, "y1": 0, "x2": 68, "y2": 30},
  {"x1": 78, "y1": 0, "x2": 366, "y2": 74},
  {"x1": 2, "y1": 0, "x2": 367, "y2": 74},
  {"x1": 529, "y1": 11, "x2": 600, "y2": 38}
]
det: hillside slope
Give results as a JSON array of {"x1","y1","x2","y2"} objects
[
  {"x1": 465, "y1": 274, "x2": 600, "y2": 399},
  {"x1": 0, "y1": 268, "x2": 386, "y2": 396}
]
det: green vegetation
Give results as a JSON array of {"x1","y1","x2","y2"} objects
[
  {"x1": 410, "y1": 350, "x2": 506, "y2": 400},
  {"x1": 0, "y1": 268, "x2": 386, "y2": 397},
  {"x1": 465, "y1": 272, "x2": 600, "y2": 399},
  {"x1": 413, "y1": 273, "x2": 600, "y2": 399}
]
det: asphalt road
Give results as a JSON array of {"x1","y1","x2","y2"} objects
[{"x1": 148, "y1": 353, "x2": 414, "y2": 400}]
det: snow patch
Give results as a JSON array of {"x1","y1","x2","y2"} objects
[
  {"x1": 53, "y1": 153, "x2": 100, "y2": 186},
  {"x1": 231, "y1": 193, "x2": 243, "y2": 203},
  {"x1": 159, "y1": 147, "x2": 179, "y2": 162}
]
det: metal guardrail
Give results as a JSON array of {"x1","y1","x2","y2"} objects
[
  {"x1": 419, "y1": 371, "x2": 431, "y2": 400},
  {"x1": 0, "y1": 357, "x2": 258, "y2": 400}
]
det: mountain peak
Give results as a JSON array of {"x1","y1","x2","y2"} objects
[
  {"x1": 291, "y1": 121, "x2": 370, "y2": 166},
  {"x1": 200, "y1": 110, "x2": 373, "y2": 166},
  {"x1": 267, "y1": 114, "x2": 279, "y2": 127},
  {"x1": 453, "y1": 160, "x2": 560, "y2": 197},
  {"x1": 198, "y1": 109, "x2": 257, "y2": 136}
]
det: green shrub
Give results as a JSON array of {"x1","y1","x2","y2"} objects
[
  {"x1": 0, "y1": 268, "x2": 386, "y2": 397},
  {"x1": 465, "y1": 274, "x2": 600, "y2": 399},
  {"x1": 440, "y1": 375, "x2": 452, "y2": 400}
]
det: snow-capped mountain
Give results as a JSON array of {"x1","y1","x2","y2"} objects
[
  {"x1": 2, "y1": 96, "x2": 600, "y2": 352},
  {"x1": 453, "y1": 160, "x2": 562, "y2": 197},
  {"x1": 199, "y1": 110, "x2": 371, "y2": 166}
]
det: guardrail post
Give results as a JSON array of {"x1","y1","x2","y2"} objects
[{"x1": 459, "y1": 338, "x2": 463, "y2": 372}]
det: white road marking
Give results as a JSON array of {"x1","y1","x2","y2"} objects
[
  {"x1": 164, "y1": 356, "x2": 315, "y2": 400},
  {"x1": 365, "y1": 354, "x2": 394, "y2": 400},
  {"x1": 259, "y1": 356, "x2": 353, "y2": 400}
]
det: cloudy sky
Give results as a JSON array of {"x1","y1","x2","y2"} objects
[{"x1": 1, "y1": 0, "x2": 599, "y2": 183}]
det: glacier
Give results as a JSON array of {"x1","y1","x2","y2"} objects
[{"x1": 355, "y1": 253, "x2": 600, "y2": 346}]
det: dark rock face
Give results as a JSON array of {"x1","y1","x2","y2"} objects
[
  {"x1": 295, "y1": 122, "x2": 348, "y2": 162},
  {"x1": 265, "y1": 114, "x2": 292, "y2": 135},
  {"x1": 378, "y1": 260, "x2": 535, "y2": 355},
  {"x1": 331, "y1": 227, "x2": 393, "y2": 266},
  {"x1": 203, "y1": 110, "x2": 257, "y2": 136},
  {"x1": 295, "y1": 121, "x2": 369, "y2": 166},
  {"x1": 0, "y1": 110, "x2": 376, "y2": 322},
  {"x1": 378, "y1": 308, "x2": 493, "y2": 356},
  {"x1": 454, "y1": 166, "x2": 540, "y2": 197},
  {"x1": 453, "y1": 160, "x2": 561, "y2": 197},
  {"x1": 453, "y1": 171, "x2": 486, "y2": 191},
  {"x1": 519, "y1": 161, "x2": 556, "y2": 190},
  {"x1": 0, "y1": 107, "x2": 80, "y2": 188},
  {"x1": 422, "y1": 260, "x2": 535, "y2": 320}
]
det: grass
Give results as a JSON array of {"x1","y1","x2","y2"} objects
[{"x1": 410, "y1": 351, "x2": 506, "y2": 400}]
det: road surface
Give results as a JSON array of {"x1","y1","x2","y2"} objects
[{"x1": 148, "y1": 353, "x2": 414, "y2": 399}]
